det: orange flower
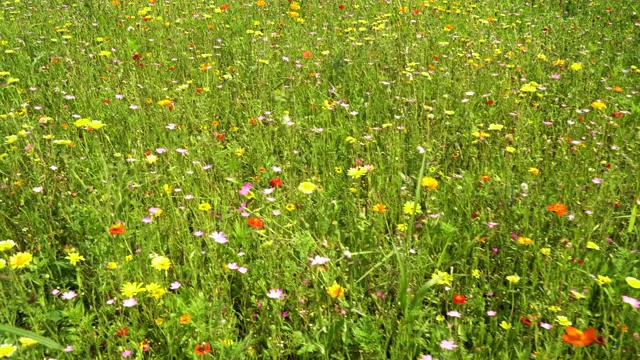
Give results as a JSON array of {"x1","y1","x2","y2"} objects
[
  {"x1": 302, "y1": 51, "x2": 312, "y2": 59},
  {"x1": 547, "y1": 203, "x2": 568, "y2": 217},
  {"x1": 247, "y1": 217, "x2": 263, "y2": 229},
  {"x1": 194, "y1": 342, "x2": 211, "y2": 355},
  {"x1": 179, "y1": 314, "x2": 191, "y2": 324},
  {"x1": 562, "y1": 326, "x2": 598, "y2": 347},
  {"x1": 109, "y1": 223, "x2": 126, "y2": 235}
]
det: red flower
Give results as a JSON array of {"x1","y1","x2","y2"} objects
[
  {"x1": 116, "y1": 327, "x2": 128, "y2": 338},
  {"x1": 269, "y1": 178, "x2": 283, "y2": 188},
  {"x1": 109, "y1": 223, "x2": 126, "y2": 235},
  {"x1": 132, "y1": 53, "x2": 141, "y2": 61},
  {"x1": 452, "y1": 294, "x2": 466, "y2": 305},
  {"x1": 302, "y1": 51, "x2": 312, "y2": 59},
  {"x1": 194, "y1": 342, "x2": 211, "y2": 355},
  {"x1": 247, "y1": 217, "x2": 263, "y2": 229},
  {"x1": 215, "y1": 133, "x2": 225, "y2": 141},
  {"x1": 338, "y1": 4, "x2": 345, "y2": 9},
  {"x1": 486, "y1": 99, "x2": 495, "y2": 105}
]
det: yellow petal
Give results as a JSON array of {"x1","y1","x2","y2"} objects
[{"x1": 626, "y1": 277, "x2": 640, "y2": 289}]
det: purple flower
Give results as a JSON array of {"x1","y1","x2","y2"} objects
[
  {"x1": 192, "y1": 230, "x2": 204, "y2": 236},
  {"x1": 142, "y1": 216, "x2": 153, "y2": 224},
  {"x1": 122, "y1": 298, "x2": 138, "y2": 307},
  {"x1": 440, "y1": 339, "x2": 458, "y2": 350},
  {"x1": 238, "y1": 183, "x2": 253, "y2": 196},
  {"x1": 209, "y1": 231, "x2": 228, "y2": 244}
]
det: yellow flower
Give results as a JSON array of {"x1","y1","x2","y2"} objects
[
  {"x1": 157, "y1": 99, "x2": 172, "y2": 107},
  {"x1": 520, "y1": 82, "x2": 538, "y2": 92},
  {"x1": 506, "y1": 274, "x2": 521, "y2": 284},
  {"x1": 327, "y1": 283, "x2": 345, "y2": 299},
  {"x1": 334, "y1": 167, "x2": 343, "y2": 173},
  {"x1": 556, "y1": 316, "x2": 572, "y2": 326},
  {"x1": 396, "y1": 223, "x2": 407, "y2": 231},
  {"x1": 106, "y1": 261, "x2": 118, "y2": 270},
  {"x1": 5, "y1": 135, "x2": 18, "y2": 144},
  {"x1": 626, "y1": 277, "x2": 640, "y2": 289},
  {"x1": 0, "y1": 259, "x2": 6, "y2": 269},
  {"x1": 0, "y1": 240, "x2": 16, "y2": 252},
  {"x1": 539, "y1": 248, "x2": 551, "y2": 255},
  {"x1": 471, "y1": 131, "x2": 490, "y2": 139},
  {"x1": 234, "y1": 148, "x2": 245, "y2": 157},
  {"x1": 372, "y1": 203, "x2": 387, "y2": 213},
  {"x1": 289, "y1": 1, "x2": 300, "y2": 10},
  {"x1": 145, "y1": 154, "x2": 158, "y2": 164},
  {"x1": 179, "y1": 314, "x2": 191, "y2": 324},
  {"x1": 163, "y1": 184, "x2": 173, "y2": 194},
  {"x1": 0, "y1": 344, "x2": 16, "y2": 357},
  {"x1": 436, "y1": 315, "x2": 445, "y2": 322},
  {"x1": 145, "y1": 283, "x2": 166, "y2": 299},
  {"x1": 548, "y1": 306, "x2": 561, "y2": 313},
  {"x1": 74, "y1": 118, "x2": 90, "y2": 128},
  {"x1": 121, "y1": 282, "x2": 146, "y2": 297},
  {"x1": 471, "y1": 269, "x2": 481, "y2": 279},
  {"x1": 220, "y1": 339, "x2": 234, "y2": 347},
  {"x1": 431, "y1": 270, "x2": 453, "y2": 286},
  {"x1": 516, "y1": 236, "x2": 533, "y2": 245},
  {"x1": 18, "y1": 337, "x2": 38, "y2": 347},
  {"x1": 125, "y1": 255, "x2": 134, "y2": 262},
  {"x1": 421, "y1": 176, "x2": 439, "y2": 190},
  {"x1": 570, "y1": 290, "x2": 585, "y2": 300},
  {"x1": 9, "y1": 252, "x2": 33, "y2": 269},
  {"x1": 151, "y1": 255, "x2": 171, "y2": 271},
  {"x1": 488, "y1": 124, "x2": 504, "y2": 131},
  {"x1": 285, "y1": 203, "x2": 296, "y2": 211},
  {"x1": 347, "y1": 166, "x2": 368, "y2": 178},
  {"x1": 500, "y1": 321, "x2": 512, "y2": 330},
  {"x1": 198, "y1": 202, "x2": 212, "y2": 211},
  {"x1": 65, "y1": 252, "x2": 85, "y2": 266},
  {"x1": 298, "y1": 181, "x2": 317, "y2": 194},
  {"x1": 402, "y1": 201, "x2": 422, "y2": 215},
  {"x1": 586, "y1": 241, "x2": 600, "y2": 250},
  {"x1": 87, "y1": 120, "x2": 105, "y2": 130},
  {"x1": 595, "y1": 275, "x2": 612, "y2": 286},
  {"x1": 591, "y1": 100, "x2": 606, "y2": 110},
  {"x1": 570, "y1": 63, "x2": 583, "y2": 71},
  {"x1": 345, "y1": 136, "x2": 357, "y2": 144},
  {"x1": 528, "y1": 168, "x2": 540, "y2": 176},
  {"x1": 505, "y1": 146, "x2": 516, "y2": 153},
  {"x1": 155, "y1": 318, "x2": 164, "y2": 326},
  {"x1": 98, "y1": 50, "x2": 111, "y2": 57}
]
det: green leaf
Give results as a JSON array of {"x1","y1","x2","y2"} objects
[
  {"x1": 408, "y1": 276, "x2": 441, "y2": 313},
  {"x1": 0, "y1": 325, "x2": 63, "y2": 350}
]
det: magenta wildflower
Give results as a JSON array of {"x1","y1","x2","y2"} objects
[{"x1": 267, "y1": 288, "x2": 285, "y2": 299}]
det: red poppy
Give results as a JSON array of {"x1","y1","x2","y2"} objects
[
  {"x1": 338, "y1": 4, "x2": 345, "y2": 9},
  {"x1": 116, "y1": 327, "x2": 128, "y2": 338},
  {"x1": 109, "y1": 223, "x2": 126, "y2": 235},
  {"x1": 215, "y1": 133, "x2": 225, "y2": 141},
  {"x1": 452, "y1": 294, "x2": 466, "y2": 305},
  {"x1": 520, "y1": 316, "x2": 532, "y2": 327},
  {"x1": 486, "y1": 99, "x2": 495, "y2": 105},
  {"x1": 269, "y1": 178, "x2": 283, "y2": 188},
  {"x1": 132, "y1": 53, "x2": 141, "y2": 61},
  {"x1": 247, "y1": 217, "x2": 263, "y2": 229},
  {"x1": 562, "y1": 326, "x2": 599, "y2": 347},
  {"x1": 194, "y1": 342, "x2": 211, "y2": 355},
  {"x1": 219, "y1": 4, "x2": 229, "y2": 10}
]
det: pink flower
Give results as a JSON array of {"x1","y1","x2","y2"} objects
[
  {"x1": 592, "y1": 178, "x2": 603, "y2": 184},
  {"x1": 209, "y1": 231, "x2": 228, "y2": 244},
  {"x1": 540, "y1": 322, "x2": 553, "y2": 330},
  {"x1": 238, "y1": 267, "x2": 248, "y2": 274},
  {"x1": 61, "y1": 291, "x2": 77, "y2": 300},
  {"x1": 170, "y1": 282, "x2": 182, "y2": 290},
  {"x1": 487, "y1": 310, "x2": 497, "y2": 316},
  {"x1": 309, "y1": 255, "x2": 330, "y2": 266},
  {"x1": 267, "y1": 288, "x2": 285, "y2": 299},
  {"x1": 622, "y1": 295, "x2": 640, "y2": 308},
  {"x1": 440, "y1": 339, "x2": 458, "y2": 350},
  {"x1": 122, "y1": 350, "x2": 133, "y2": 358},
  {"x1": 446, "y1": 310, "x2": 462, "y2": 318},
  {"x1": 122, "y1": 298, "x2": 138, "y2": 307},
  {"x1": 239, "y1": 183, "x2": 253, "y2": 196},
  {"x1": 487, "y1": 222, "x2": 499, "y2": 228}
]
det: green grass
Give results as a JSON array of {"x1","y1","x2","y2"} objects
[{"x1": 1, "y1": 0, "x2": 639, "y2": 358}]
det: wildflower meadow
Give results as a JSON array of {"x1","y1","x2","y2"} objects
[{"x1": 1, "y1": 0, "x2": 640, "y2": 358}]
